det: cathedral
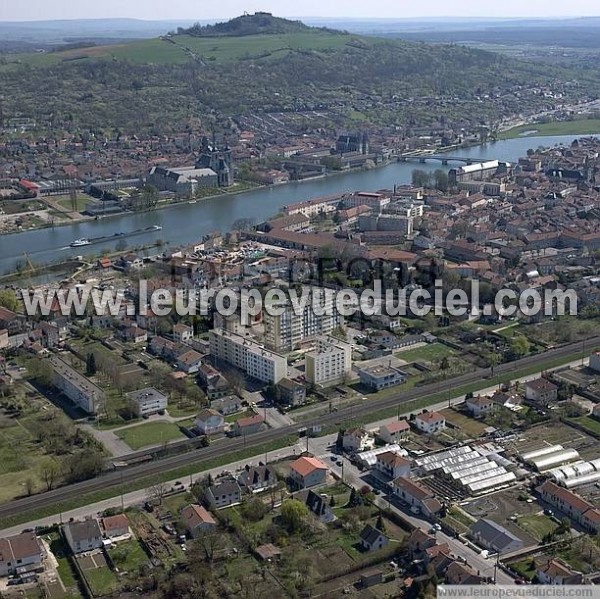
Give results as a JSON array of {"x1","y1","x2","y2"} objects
[{"x1": 196, "y1": 137, "x2": 234, "y2": 187}]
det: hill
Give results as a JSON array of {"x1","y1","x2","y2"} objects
[
  {"x1": 180, "y1": 12, "x2": 315, "y2": 37},
  {"x1": 1, "y1": 15, "x2": 599, "y2": 139}
]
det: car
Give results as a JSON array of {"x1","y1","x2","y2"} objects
[
  {"x1": 374, "y1": 489, "x2": 381, "y2": 495},
  {"x1": 515, "y1": 578, "x2": 527, "y2": 585},
  {"x1": 433, "y1": 523, "x2": 442, "y2": 531},
  {"x1": 336, "y1": 460, "x2": 343, "y2": 467},
  {"x1": 143, "y1": 501, "x2": 154, "y2": 513},
  {"x1": 330, "y1": 456, "x2": 337, "y2": 461},
  {"x1": 543, "y1": 509, "x2": 554, "y2": 517}
]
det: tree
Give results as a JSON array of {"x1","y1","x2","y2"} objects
[
  {"x1": 280, "y1": 499, "x2": 309, "y2": 533},
  {"x1": 348, "y1": 486, "x2": 363, "y2": 508},
  {"x1": 148, "y1": 482, "x2": 169, "y2": 506},
  {"x1": 226, "y1": 369, "x2": 246, "y2": 397},
  {"x1": 376, "y1": 513, "x2": 386, "y2": 533},
  {"x1": 434, "y1": 169, "x2": 449, "y2": 192},
  {"x1": 0, "y1": 289, "x2": 18, "y2": 312},
  {"x1": 510, "y1": 335, "x2": 531, "y2": 358},
  {"x1": 40, "y1": 459, "x2": 60, "y2": 491},
  {"x1": 141, "y1": 184, "x2": 160, "y2": 210},
  {"x1": 85, "y1": 353, "x2": 97, "y2": 376},
  {"x1": 412, "y1": 169, "x2": 431, "y2": 188}
]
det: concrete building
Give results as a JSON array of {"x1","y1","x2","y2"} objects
[
  {"x1": 342, "y1": 428, "x2": 373, "y2": 453},
  {"x1": 305, "y1": 337, "x2": 352, "y2": 388},
  {"x1": 358, "y1": 364, "x2": 408, "y2": 392},
  {"x1": 63, "y1": 520, "x2": 103, "y2": 554},
  {"x1": 263, "y1": 290, "x2": 343, "y2": 352},
  {"x1": 289, "y1": 456, "x2": 328, "y2": 489},
  {"x1": 50, "y1": 356, "x2": 104, "y2": 415},
  {"x1": 125, "y1": 387, "x2": 168, "y2": 417},
  {"x1": 276, "y1": 378, "x2": 306, "y2": 407},
  {"x1": 413, "y1": 411, "x2": 446, "y2": 435},
  {"x1": 147, "y1": 166, "x2": 218, "y2": 195},
  {"x1": 466, "y1": 395, "x2": 495, "y2": 417},
  {"x1": 209, "y1": 329, "x2": 287, "y2": 384},
  {"x1": 0, "y1": 533, "x2": 43, "y2": 577}
]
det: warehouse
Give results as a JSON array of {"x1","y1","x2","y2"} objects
[
  {"x1": 549, "y1": 457, "x2": 600, "y2": 488},
  {"x1": 356, "y1": 444, "x2": 408, "y2": 469}
]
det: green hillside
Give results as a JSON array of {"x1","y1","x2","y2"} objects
[
  {"x1": 21, "y1": 30, "x2": 359, "y2": 66},
  {"x1": 1, "y1": 14, "x2": 599, "y2": 138}
]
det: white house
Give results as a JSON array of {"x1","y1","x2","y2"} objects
[
  {"x1": 206, "y1": 480, "x2": 242, "y2": 509},
  {"x1": 0, "y1": 533, "x2": 43, "y2": 577},
  {"x1": 126, "y1": 387, "x2": 168, "y2": 417},
  {"x1": 466, "y1": 395, "x2": 495, "y2": 417},
  {"x1": 173, "y1": 323, "x2": 194, "y2": 344},
  {"x1": 342, "y1": 428, "x2": 373, "y2": 453},
  {"x1": 413, "y1": 411, "x2": 446, "y2": 435},
  {"x1": 359, "y1": 524, "x2": 388, "y2": 552},
  {"x1": 379, "y1": 420, "x2": 410, "y2": 444},
  {"x1": 195, "y1": 408, "x2": 225, "y2": 435},
  {"x1": 63, "y1": 520, "x2": 103, "y2": 554},
  {"x1": 375, "y1": 451, "x2": 411, "y2": 480}
]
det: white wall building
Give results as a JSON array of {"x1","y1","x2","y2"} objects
[
  {"x1": 125, "y1": 387, "x2": 168, "y2": 417},
  {"x1": 305, "y1": 337, "x2": 352, "y2": 388},
  {"x1": 209, "y1": 328, "x2": 287, "y2": 384},
  {"x1": 50, "y1": 356, "x2": 104, "y2": 415}
]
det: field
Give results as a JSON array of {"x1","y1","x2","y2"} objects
[
  {"x1": 77, "y1": 553, "x2": 119, "y2": 597},
  {"x1": 499, "y1": 118, "x2": 600, "y2": 140},
  {"x1": 48, "y1": 533, "x2": 79, "y2": 593},
  {"x1": 107, "y1": 538, "x2": 149, "y2": 573},
  {"x1": 515, "y1": 514, "x2": 557, "y2": 541},
  {"x1": 14, "y1": 31, "x2": 362, "y2": 67},
  {"x1": 56, "y1": 195, "x2": 94, "y2": 212},
  {"x1": 395, "y1": 342, "x2": 457, "y2": 363},
  {"x1": 116, "y1": 421, "x2": 185, "y2": 450},
  {"x1": 439, "y1": 408, "x2": 489, "y2": 437},
  {"x1": 569, "y1": 415, "x2": 600, "y2": 437}
]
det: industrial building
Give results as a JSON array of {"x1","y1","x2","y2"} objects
[
  {"x1": 356, "y1": 444, "x2": 408, "y2": 469},
  {"x1": 415, "y1": 444, "x2": 516, "y2": 496}
]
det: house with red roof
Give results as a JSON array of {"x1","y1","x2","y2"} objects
[
  {"x1": 413, "y1": 411, "x2": 446, "y2": 435},
  {"x1": 289, "y1": 456, "x2": 328, "y2": 489}
]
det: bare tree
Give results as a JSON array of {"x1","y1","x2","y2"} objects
[
  {"x1": 148, "y1": 482, "x2": 169, "y2": 506},
  {"x1": 226, "y1": 369, "x2": 246, "y2": 397},
  {"x1": 40, "y1": 460, "x2": 60, "y2": 491}
]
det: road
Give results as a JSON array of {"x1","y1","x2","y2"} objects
[{"x1": 0, "y1": 336, "x2": 596, "y2": 523}]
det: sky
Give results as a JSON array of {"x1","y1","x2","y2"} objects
[{"x1": 1, "y1": 0, "x2": 599, "y2": 22}]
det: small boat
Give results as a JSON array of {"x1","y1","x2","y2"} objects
[
  {"x1": 188, "y1": 200, "x2": 197, "y2": 204},
  {"x1": 70, "y1": 238, "x2": 91, "y2": 247},
  {"x1": 152, "y1": 225, "x2": 163, "y2": 231}
]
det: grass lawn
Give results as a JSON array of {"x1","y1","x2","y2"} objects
[
  {"x1": 225, "y1": 409, "x2": 256, "y2": 424},
  {"x1": 83, "y1": 566, "x2": 119, "y2": 596},
  {"x1": 499, "y1": 119, "x2": 600, "y2": 140},
  {"x1": 510, "y1": 558, "x2": 536, "y2": 580},
  {"x1": 569, "y1": 416, "x2": 600, "y2": 437},
  {"x1": 516, "y1": 514, "x2": 556, "y2": 541},
  {"x1": 162, "y1": 491, "x2": 194, "y2": 516},
  {"x1": 439, "y1": 409, "x2": 488, "y2": 437},
  {"x1": 56, "y1": 195, "x2": 94, "y2": 212},
  {"x1": 395, "y1": 342, "x2": 457, "y2": 363},
  {"x1": 107, "y1": 539, "x2": 149, "y2": 573},
  {"x1": 116, "y1": 421, "x2": 185, "y2": 450},
  {"x1": 167, "y1": 403, "x2": 198, "y2": 418},
  {"x1": 48, "y1": 534, "x2": 78, "y2": 589}
]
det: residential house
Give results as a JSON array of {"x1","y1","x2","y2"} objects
[
  {"x1": 466, "y1": 395, "x2": 495, "y2": 417},
  {"x1": 445, "y1": 561, "x2": 482, "y2": 585},
  {"x1": 289, "y1": 456, "x2": 328, "y2": 489},
  {"x1": 407, "y1": 529, "x2": 437, "y2": 559},
  {"x1": 375, "y1": 451, "x2": 411, "y2": 480},
  {"x1": 536, "y1": 558, "x2": 583, "y2": 585},
  {"x1": 210, "y1": 395, "x2": 242, "y2": 416},
  {"x1": 525, "y1": 378, "x2": 558, "y2": 406},
  {"x1": 173, "y1": 323, "x2": 194, "y2": 344},
  {"x1": 120, "y1": 253, "x2": 144, "y2": 271},
  {"x1": 342, "y1": 428, "x2": 373, "y2": 453},
  {"x1": 122, "y1": 326, "x2": 147, "y2": 344},
  {"x1": 101, "y1": 514, "x2": 130, "y2": 539},
  {"x1": 176, "y1": 349, "x2": 203, "y2": 374},
  {"x1": 359, "y1": 524, "x2": 388, "y2": 552},
  {"x1": 538, "y1": 481, "x2": 600, "y2": 533},
  {"x1": 0, "y1": 307, "x2": 24, "y2": 336},
  {"x1": 379, "y1": 420, "x2": 410, "y2": 444},
  {"x1": 125, "y1": 387, "x2": 168, "y2": 417},
  {"x1": 0, "y1": 533, "x2": 43, "y2": 577},
  {"x1": 197, "y1": 364, "x2": 232, "y2": 400},
  {"x1": 413, "y1": 411, "x2": 446, "y2": 435},
  {"x1": 195, "y1": 408, "x2": 225, "y2": 435},
  {"x1": 206, "y1": 480, "x2": 242, "y2": 509},
  {"x1": 181, "y1": 504, "x2": 217, "y2": 538},
  {"x1": 276, "y1": 378, "x2": 306, "y2": 407},
  {"x1": 232, "y1": 414, "x2": 265, "y2": 437},
  {"x1": 63, "y1": 520, "x2": 103, "y2": 554},
  {"x1": 237, "y1": 465, "x2": 278, "y2": 494},
  {"x1": 391, "y1": 476, "x2": 442, "y2": 519},
  {"x1": 295, "y1": 489, "x2": 336, "y2": 523},
  {"x1": 469, "y1": 519, "x2": 524, "y2": 554}
]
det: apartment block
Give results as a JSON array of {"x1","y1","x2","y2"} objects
[
  {"x1": 305, "y1": 337, "x2": 352, "y2": 388},
  {"x1": 209, "y1": 328, "x2": 287, "y2": 384},
  {"x1": 50, "y1": 356, "x2": 104, "y2": 415}
]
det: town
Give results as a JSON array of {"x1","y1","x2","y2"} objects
[{"x1": 0, "y1": 137, "x2": 599, "y2": 597}]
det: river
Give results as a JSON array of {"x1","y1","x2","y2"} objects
[{"x1": 0, "y1": 133, "x2": 595, "y2": 275}]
